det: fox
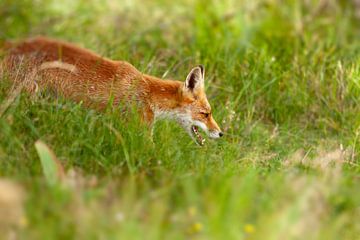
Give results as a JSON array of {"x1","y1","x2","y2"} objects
[{"x1": 0, "y1": 37, "x2": 223, "y2": 145}]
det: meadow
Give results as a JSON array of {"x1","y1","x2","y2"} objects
[{"x1": 0, "y1": 0, "x2": 359, "y2": 239}]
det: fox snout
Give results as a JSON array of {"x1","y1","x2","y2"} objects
[
  {"x1": 209, "y1": 130, "x2": 223, "y2": 139},
  {"x1": 207, "y1": 117, "x2": 223, "y2": 139}
]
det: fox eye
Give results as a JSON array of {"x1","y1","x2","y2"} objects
[{"x1": 201, "y1": 112, "x2": 210, "y2": 118}]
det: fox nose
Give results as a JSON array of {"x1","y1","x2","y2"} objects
[{"x1": 219, "y1": 132, "x2": 224, "y2": 137}]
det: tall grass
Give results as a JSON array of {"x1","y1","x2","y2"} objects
[{"x1": 0, "y1": 0, "x2": 359, "y2": 239}]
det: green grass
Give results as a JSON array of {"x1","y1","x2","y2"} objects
[{"x1": 0, "y1": 0, "x2": 359, "y2": 239}]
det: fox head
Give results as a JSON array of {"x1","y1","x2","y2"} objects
[{"x1": 174, "y1": 65, "x2": 223, "y2": 145}]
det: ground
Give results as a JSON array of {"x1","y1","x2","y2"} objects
[{"x1": 0, "y1": 0, "x2": 359, "y2": 239}]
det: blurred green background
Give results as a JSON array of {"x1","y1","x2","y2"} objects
[{"x1": 0, "y1": 0, "x2": 359, "y2": 239}]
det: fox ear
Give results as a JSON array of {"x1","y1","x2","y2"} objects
[{"x1": 184, "y1": 65, "x2": 205, "y2": 93}]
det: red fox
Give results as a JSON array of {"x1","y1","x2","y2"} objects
[{"x1": 1, "y1": 37, "x2": 223, "y2": 145}]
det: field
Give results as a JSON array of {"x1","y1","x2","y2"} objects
[{"x1": 0, "y1": 0, "x2": 359, "y2": 239}]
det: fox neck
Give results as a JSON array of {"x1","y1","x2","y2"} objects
[{"x1": 142, "y1": 74, "x2": 185, "y2": 121}]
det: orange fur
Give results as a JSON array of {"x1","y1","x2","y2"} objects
[{"x1": 1, "y1": 36, "x2": 222, "y2": 144}]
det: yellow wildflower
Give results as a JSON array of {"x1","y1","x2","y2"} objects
[
  {"x1": 188, "y1": 222, "x2": 203, "y2": 234},
  {"x1": 244, "y1": 224, "x2": 255, "y2": 234}
]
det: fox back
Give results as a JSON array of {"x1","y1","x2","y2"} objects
[{"x1": 2, "y1": 37, "x2": 147, "y2": 109}]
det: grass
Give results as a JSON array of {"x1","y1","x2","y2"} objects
[{"x1": 0, "y1": 0, "x2": 359, "y2": 239}]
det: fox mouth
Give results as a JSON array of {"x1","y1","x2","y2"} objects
[{"x1": 191, "y1": 125, "x2": 205, "y2": 146}]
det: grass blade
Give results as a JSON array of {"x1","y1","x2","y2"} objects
[{"x1": 34, "y1": 140, "x2": 65, "y2": 186}]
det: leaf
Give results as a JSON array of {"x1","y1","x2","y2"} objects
[{"x1": 34, "y1": 140, "x2": 65, "y2": 186}]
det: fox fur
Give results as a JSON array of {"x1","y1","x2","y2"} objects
[{"x1": 1, "y1": 37, "x2": 223, "y2": 145}]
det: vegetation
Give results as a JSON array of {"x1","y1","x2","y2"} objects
[{"x1": 0, "y1": 0, "x2": 359, "y2": 239}]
